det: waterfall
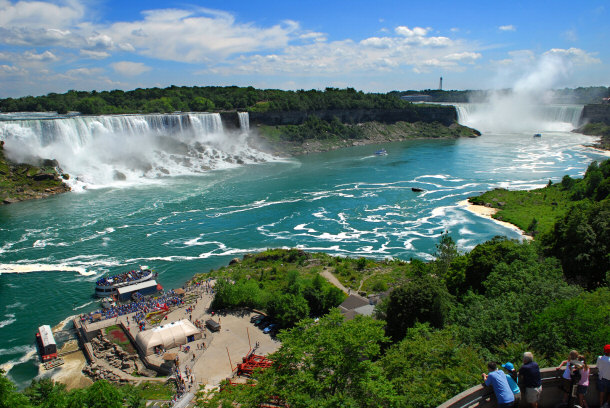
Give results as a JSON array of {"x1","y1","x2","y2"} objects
[
  {"x1": 453, "y1": 103, "x2": 584, "y2": 133},
  {"x1": 0, "y1": 112, "x2": 272, "y2": 189},
  {"x1": 238, "y1": 112, "x2": 250, "y2": 134}
]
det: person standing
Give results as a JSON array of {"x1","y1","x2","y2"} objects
[
  {"x1": 483, "y1": 361, "x2": 515, "y2": 408},
  {"x1": 502, "y1": 362, "x2": 522, "y2": 407},
  {"x1": 518, "y1": 352, "x2": 542, "y2": 408},
  {"x1": 598, "y1": 344, "x2": 610, "y2": 408}
]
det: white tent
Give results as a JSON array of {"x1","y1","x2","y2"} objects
[{"x1": 135, "y1": 319, "x2": 201, "y2": 356}]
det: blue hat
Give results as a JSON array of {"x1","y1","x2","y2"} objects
[{"x1": 502, "y1": 362, "x2": 515, "y2": 371}]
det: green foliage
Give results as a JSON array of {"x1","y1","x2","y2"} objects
[
  {"x1": 381, "y1": 324, "x2": 485, "y2": 408},
  {"x1": 433, "y1": 231, "x2": 459, "y2": 277},
  {"x1": 527, "y1": 287, "x2": 610, "y2": 359},
  {"x1": 384, "y1": 272, "x2": 451, "y2": 341},
  {"x1": 543, "y1": 200, "x2": 610, "y2": 288},
  {"x1": 205, "y1": 310, "x2": 395, "y2": 407},
  {"x1": 451, "y1": 241, "x2": 578, "y2": 351},
  {"x1": 0, "y1": 369, "x2": 33, "y2": 408},
  {"x1": 267, "y1": 293, "x2": 310, "y2": 327}
]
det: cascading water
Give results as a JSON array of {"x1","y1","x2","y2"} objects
[
  {"x1": 453, "y1": 102, "x2": 584, "y2": 133},
  {"x1": 238, "y1": 112, "x2": 250, "y2": 134},
  {"x1": 0, "y1": 112, "x2": 272, "y2": 189}
]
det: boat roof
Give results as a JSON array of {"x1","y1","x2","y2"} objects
[
  {"x1": 117, "y1": 279, "x2": 158, "y2": 295},
  {"x1": 38, "y1": 325, "x2": 56, "y2": 347}
]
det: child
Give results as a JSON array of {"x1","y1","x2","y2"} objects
[{"x1": 577, "y1": 355, "x2": 590, "y2": 408}]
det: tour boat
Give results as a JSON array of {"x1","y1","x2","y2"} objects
[
  {"x1": 375, "y1": 149, "x2": 388, "y2": 156},
  {"x1": 94, "y1": 266, "x2": 157, "y2": 298},
  {"x1": 533, "y1": 133, "x2": 542, "y2": 138}
]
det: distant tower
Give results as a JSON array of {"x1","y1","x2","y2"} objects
[{"x1": 439, "y1": 76, "x2": 443, "y2": 90}]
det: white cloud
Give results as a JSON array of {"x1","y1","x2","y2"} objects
[
  {"x1": 23, "y1": 50, "x2": 57, "y2": 61},
  {"x1": 104, "y1": 7, "x2": 300, "y2": 63},
  {"x1": 444, "y1": 52, "x2": 481, "y2": 62},
  {"x1": 65, "y1": 67, "x2": 104, "y2": 76},
  {"x1": 499, "y1": 25, "x2": 516, "y2": 31},
  {"x1": 0, "y1": 64, "x2": 22, "y2": 74},
  {"x1": 111, "y1": 61, "x2": 151, "y2": 76},
  {"x1": 544, "y1": 47, "x2": 600, "y2": 65},
  {"x1": 80, "y1": 50, "x2": 110, "y2": 59},
  {"x1": 395, "y1": 26, "x2": 428, "y2": 37},
  {"x1": 0, "y1": 0, "x2": 84, "y2": 28}
]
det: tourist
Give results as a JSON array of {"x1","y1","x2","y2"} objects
[
  {"x1": 483, "y1": 361, "x2": 514, "y2": 408},
  {"x1": 557, "y1": 350, "x2": 579, "y2": 402},
  {"x1": 518, "y1": 352, "x2": 542, "y2": 408},
  {"x1": 598, "y1": 344, "x2": 610, "y2": 408},
  {"x1": 576, "y1": 355, "x2": 590, "y2": 408},
  {"x1": 501, "y1": 362, "x2": 521, "y2": 407}
]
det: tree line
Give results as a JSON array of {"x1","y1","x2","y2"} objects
[{"x1": 0, "y1": 86, "x2": 413, "y2": 115}]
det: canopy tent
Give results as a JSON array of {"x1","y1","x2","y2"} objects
[{"x1": 135, "y1": 319, "x2": 201, "y2": 356}]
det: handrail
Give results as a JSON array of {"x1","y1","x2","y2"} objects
[{"x1": 437, "y1": 366, "x2": 599, "y2": 408}]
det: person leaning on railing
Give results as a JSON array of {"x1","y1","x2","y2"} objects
[
  {"x1": 518, "y1": 352, "x2": 542, "y2": 408},
  {"x1": 598, "y1": 344, "x2": 610, "y2": 408}
]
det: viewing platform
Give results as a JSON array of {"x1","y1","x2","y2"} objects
[{"x1": 438, "y1": 366, "x2": 600, "y2": 408}]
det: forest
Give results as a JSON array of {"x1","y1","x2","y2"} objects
[
  {"x1": 1, "y1": 160, "x2": 609, "y2": 407},
  {"x1": 1, "y1": 85, "x2": 608, "y2": 115}
]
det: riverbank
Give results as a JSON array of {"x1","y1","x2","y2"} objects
[
  {"x1": 457, "y1": 200, "x2": 533, "y2": 240},
  {"x1": 255, "y1": 121, "x2": 480, "y2": 156}
]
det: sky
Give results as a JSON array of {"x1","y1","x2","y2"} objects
[{"x1": 0, "y1": 0, "x2": 608, "y2": 98}]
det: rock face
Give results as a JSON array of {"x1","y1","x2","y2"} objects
[
  {"x1": 0, "y1": 140, "x2": 70, "y2": 205},
  {"x1": 249, "y1": 105, "x2": 457, "y2": 127},
  {"x1": 581, "y1": 104, "x2": 610, "y2": 125}
]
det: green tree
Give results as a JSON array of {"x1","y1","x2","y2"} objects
[
  {"x1": 215, "y1": 310, "x2": 396, "y2": 407},
  {"x1": 0, "y1": 370, "x2": 32, "y2": 408},
  {"x1": 434, "y1": 231, "x2": 459, "y2": 277},
  {"x1": 384, "y1": 273, "x2": 451, "y2": 341},
  {"x1": 24, "y1": 378, "x2": 68, "y2": 408},
  {"x1": 381, "y1": 324, "x2": 485, "y2": 408},
  {"x1": 527, "y1": 287, "x2": 610, "y2": 358},
  {"x1": 267, "y1": 293, "x2": 310, "y2": 327}
]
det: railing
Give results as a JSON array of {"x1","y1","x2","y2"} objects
[{"x1": 438, "y1": 366, "x2": 599, "y2": 408}]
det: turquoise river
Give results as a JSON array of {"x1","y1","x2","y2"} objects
[{"x1": 0, "y1": 105, "x2": 608, "y2": 388}]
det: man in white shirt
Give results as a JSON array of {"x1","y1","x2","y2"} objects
[{"x1": 597, "y1": 344, "x2": 610, "y2": 408}]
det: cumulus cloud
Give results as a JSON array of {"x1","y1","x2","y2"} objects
[
  {"x1": 499, "y1": 25, "x2": 516, "y2": 31},
  {"x1": 0, "y1": 0, "x2": 84, "y2": 28},
  {"x1": 23, "y1": 50, "x2": 57, "y2": 61},
  {"x1": 111, "y1": 61, "x2": 151, "y2": 76},
  {"x1": 80, "y1": 50, "x2": 110, "y2": 59},
  {"x1": 395, "y1": 26, "x2": 428, "y2": 37},
  {"x1": 544, "y1": 47, "x2": 600, "y2": 65}
]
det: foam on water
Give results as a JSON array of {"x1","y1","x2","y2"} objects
[{"x1": 0, "y1": 263, "x2": 93, "y2": 275}]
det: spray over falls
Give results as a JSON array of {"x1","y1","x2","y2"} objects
[{"x1": 0, "y1": 112, "x2": 272, "y2": 189}]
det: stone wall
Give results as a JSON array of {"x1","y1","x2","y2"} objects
[{"x1": 581, "y1": 104, "x2": 610, "y2": 125}]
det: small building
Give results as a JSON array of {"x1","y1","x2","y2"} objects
[
  {"x1": 338, "y1": 295, "x2": 373, "y2": 320},
  {"x1": 36, "y1": 325, "x2": 57, "y2": 361},
  {"x1": 116, "y1": 280, "x2": 159, "y2": 301},
  {"x1": 135, "y1": 319, "x2": 202, "y2": 356},
  {"x1": 205, "y1": 319, "x2": 221, "y2": 332}
]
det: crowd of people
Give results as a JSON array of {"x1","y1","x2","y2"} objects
[
  {"x1": 95, "y1": 268, "x2": 152, "y2": 286},
  {"x1": 81, "y1": 289, "x2": 185, "y2": 329},
  {"x1": 482, "y1": 345, "x2": 610, "y2": 408}
]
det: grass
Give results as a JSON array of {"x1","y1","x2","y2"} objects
[
  {"x1": 135, "y1": 381, "x2": 176, "y2": 400},
  {"x1": 468, "y1": 184, "x2": 572, "y2": 236},
  {"x1": 104, "y1": 325, "x2": 136, "y2": 354}
]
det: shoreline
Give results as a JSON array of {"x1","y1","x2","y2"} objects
[
  {"x1": 457, "y1": 200, "x2": 533, "y2": 241},
  {"x1": 583, "y1": 144, "x2": 610, "y2": 157}
]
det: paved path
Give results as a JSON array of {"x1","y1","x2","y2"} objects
[{"x1": 321, "y1": 268, "x2": 349, "y2": 294}]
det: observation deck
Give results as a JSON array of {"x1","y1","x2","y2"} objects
[{"x1": 438, "y1": 366, "x2": 600, "y2": 408}]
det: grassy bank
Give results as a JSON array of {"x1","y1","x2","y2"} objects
[
  {"x1": 576, "y1": 122, "x2": 610, "y2": 150},
  {"x1": 0, "y1": 141, "x2": 70, "y2": 204},
  {"x1": 468, "y1": 184, "x2": 572, "y2": 236}
]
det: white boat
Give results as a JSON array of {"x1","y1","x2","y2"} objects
[{"x1": 94, "y1": 266, "x2": 157, "y2": 298}]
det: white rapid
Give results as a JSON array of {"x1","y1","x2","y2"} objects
[
  {"x1": 0, "y1": 112, "x2": 272, "y2": 189},
  {"x1": 454, "y1": 102, "x2": 584, "y2": 133}
]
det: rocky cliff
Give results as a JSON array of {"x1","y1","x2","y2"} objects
[
  {"x1": 248, "y1": 105, "x2": 457, "y2": 127},
  {"x1": 0, "y1": 140, "x2": 70, "y2": 204},
  {"x1": 580, "y1": 104, "x2": 610, "y2": 125}
]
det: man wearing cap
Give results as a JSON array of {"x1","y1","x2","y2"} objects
[
  {"x1": 598, "y1": 344, "x2": 610, "y2": 408},
  {"x1": 502, "y1": 362, "x2": 521, "y2": 407},
  {"x1": 483, "y1": 361, "x2": 515, "y2": 408}
]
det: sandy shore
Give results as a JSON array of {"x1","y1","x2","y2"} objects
[
  {"x1": 49, "y1": 344, "x2": 92, "y2": 390},
  {"x1": 458, "y1": 200, "x2": 532, "y2": 240}
]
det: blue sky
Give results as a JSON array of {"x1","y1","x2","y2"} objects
[{"x1": 0, "y1": 0, "x2": 607, "y2": 97}]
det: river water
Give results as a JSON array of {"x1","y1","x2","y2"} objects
[{"x1": 0, "y1": 106, "x2": 607, "y2": 388}]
